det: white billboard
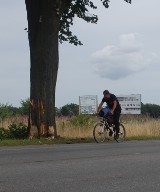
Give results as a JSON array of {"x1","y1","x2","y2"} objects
[
  {"x1": 117, "y1": 94, "x2": 141, "y2": 115},
  {"x1": 79, "y1": 95, "x2": 98, "y2": 114}
]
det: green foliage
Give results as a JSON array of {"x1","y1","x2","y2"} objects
[
  {"x1": 19, "y1": 98, "x2": 30, "y2": 115},
  {"x1": 8, "y1": 123, "x2": 28, "y2": 139},
  {"x1": 0, "y1": 104, "x2": 14, "y2": 120},
  {"x1": 0, "y1": 99, "x2": 30, "y2": 120},
  {"x1": 55, "y1": 107, "x2": 61, "y2": 116},
  {"x1": 141, "y1": 103, "x2": 160, "y2": 118},
  {"x1": 69, "y1": 114, "x2": 94, "y2": 127},
  {"x1": 59, "y1": 0, "x2": 131, "y2": 45},
  {"x1": 9, "y1": 107, "x2": 20, "y2": 115},
  {"x1": 0, "y1": 123, "x2": 28, "y2": 140},
  {"x1": 0, "y1": 128, "x2": 9, "y2": 140},
  {"x1": 60, "y1": 103, "x2": 79, "y2": 116}
]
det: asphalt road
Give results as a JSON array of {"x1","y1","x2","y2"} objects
[{"x1": 0, "y1": 141, "x2": 160, "y2": 192}]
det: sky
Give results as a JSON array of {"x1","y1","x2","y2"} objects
[{"x1": 0, "y1": 0, "x2": 160, "y2": 107}]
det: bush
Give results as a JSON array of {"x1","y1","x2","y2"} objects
[
  {"x1": 0, "y1": 128, "x2": 10, "y2": 140},
  {"x1": 8, "y1": 123, "x2": 28, "y2": 139},
  {"x1": 69, "y1": 114, "x2": 94, "y2": 127}
]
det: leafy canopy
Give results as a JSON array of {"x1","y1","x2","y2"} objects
[
  {"x1": 60, "y1": 103, "x2": 79, "y2": 116},
  {"x1": 59, "y1": 0, "x2": 132, "y2": 45}
]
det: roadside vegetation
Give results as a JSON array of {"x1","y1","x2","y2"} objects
[
  {"x1": 0, "y1": 101, "x2": 160, "y2": 146},
  {"x1": 57, "y1": 115, "x2": 160, "y2": 138}
]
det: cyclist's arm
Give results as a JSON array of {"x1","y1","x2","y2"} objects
[
  {"x1": 111, "y1": 100, "x2": 117, "y2": 114},
  {"x1": 97, "y1": 101, "x2": 104, "y2": 113}
]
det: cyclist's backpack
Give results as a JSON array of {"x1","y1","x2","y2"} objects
[{"x1": 99, "y1": 107, "x2": 110, "y2": 118}]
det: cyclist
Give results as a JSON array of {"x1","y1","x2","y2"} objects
[{"x1": 97, "y1": 90, "x2": 121, "y2": 139}]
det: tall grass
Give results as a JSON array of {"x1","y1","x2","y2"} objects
[
  {"x1": 124, "y1": 118, "x2": 160, "y2": 137},
  {"x1": 1, "y1": 115, "x2": 160, "y2": 139},
  {"x1": 0, "y1": 116, "x2": 28, "y2": 129},
  {"x1": 57, "y1": 115, "x2": 160, "y2": 139},
  {"x1": 57, "y1": 115, "x2": 95, "y2": 138}
]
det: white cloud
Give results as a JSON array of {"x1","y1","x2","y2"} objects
[{"x1": 91, "y1": 33, "x2": 156, "y2": 80}]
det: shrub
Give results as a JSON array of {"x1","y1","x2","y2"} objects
[
  {"x1": 8, "y1": 123, "x2": 28, "y2": 139},
  {"x1": 69, "y1": 114, "x2": 94, "y2": 127},
  {"x1": 0, "y1": 128, "x2": 10, "y2": 140}
]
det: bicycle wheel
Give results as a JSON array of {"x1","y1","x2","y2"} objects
[
  {"x1": 93, "y1": 122, "x2": 107, "y2": 143},
  {"x1": 115, "y1": 124, "x2": 126, "y2": 142}
]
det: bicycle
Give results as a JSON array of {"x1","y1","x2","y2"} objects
[{"x1": 93, "y1": 115, "x2": 126, "y2": 143}]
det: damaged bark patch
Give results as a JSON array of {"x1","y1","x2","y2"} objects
[{"x1": 28, "y1": 99, "x2": 56, "y2": 138}]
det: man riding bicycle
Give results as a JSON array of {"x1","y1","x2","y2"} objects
[{"x1": 97, "y1": 90, "x2": 121, "y2": 139}]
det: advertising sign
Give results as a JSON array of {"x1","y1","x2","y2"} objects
[
  {"x1": 117, "y1": 94, "x2": 141, "y2": 114},
  {"x1": 79, "y1": 95, "x2": 98, "y2": 114}
]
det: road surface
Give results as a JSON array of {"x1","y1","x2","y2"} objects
[{"x1": 0, "y1": 141, "x2": 160, "y2": 192}]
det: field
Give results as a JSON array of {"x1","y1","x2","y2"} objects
[
  {"x1": 57, "y1": 115, "x2": 160, "y2": 139},
  {"x1": 1, "y1": 115, "x2": 160, "y2": 140}
]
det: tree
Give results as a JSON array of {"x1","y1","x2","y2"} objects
[
  {"x1": 19, "y1": 99, "x2": 30, "y2": 115},
  {"x1": 25, "y1": 0, "x2": 131, "y2": 138},
  {"x1": 61, "y1": 103, "x2": 79, "y2": 116},
  {"x1": 55, "y1": 107, "x2": 61, "y2": 116},
  {"x1": 141, "y1": 103, "x2": 160, "y2": 118}
]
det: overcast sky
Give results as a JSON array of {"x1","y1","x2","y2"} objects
[{"x1": 0, "y1": 0, "x2": 160, "y2": 107}]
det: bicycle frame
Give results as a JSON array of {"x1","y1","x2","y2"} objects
[{"x1": 101, "y1": 117, "x2": 114, "y2": 132}]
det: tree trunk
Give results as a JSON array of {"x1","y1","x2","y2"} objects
[{"x1": 25, "y1": 0, "x2": 61, "y2": 138}]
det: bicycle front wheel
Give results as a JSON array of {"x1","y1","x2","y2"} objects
[{"x1": 93, "y1": 122, "x2": 107, "y2": 143}]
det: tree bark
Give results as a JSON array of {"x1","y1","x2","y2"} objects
[{"x1": 25, "y1": 0, "x2": 61, "y2": 138}]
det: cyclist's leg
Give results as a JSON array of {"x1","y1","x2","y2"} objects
[{"x1": 113, "y1": 111, "x2": 121, "y2": 135}]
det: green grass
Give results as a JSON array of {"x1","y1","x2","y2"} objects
[
  {"x1": 0, "y1": 136, "x2": 160, "y2": 147},
  {"x1": 0, "y1": 137, "x2": 94, "y2": 147}
]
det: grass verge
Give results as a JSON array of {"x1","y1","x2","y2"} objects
[
  {"x1": 0, "y1": 136, "x2": 160, "y2": 147},
  {"x1": 0, "y1": 137, "x2": 94, "y2": 147}
]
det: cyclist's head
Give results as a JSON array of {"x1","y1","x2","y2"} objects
[{"x1": 103, "y1": 90, "x2": 110, "y2": 98}]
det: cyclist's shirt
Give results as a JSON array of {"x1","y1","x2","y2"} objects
[{"x1": 102, "y1": 94, "x2": 121, "y2": 112}]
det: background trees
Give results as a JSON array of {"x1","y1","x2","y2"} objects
[
  {"x1": 1, "y1": 101, "x2": 160, "y2": 118},
  {"x1": 141, "y1": 103, "x2": 160, "y2": 118},
  {"x1": 60, "y1": 103, "x2": 79, "y2": 116},
  {"x1": 19, "y1": 99, "x2": 30, "y2": 115}
]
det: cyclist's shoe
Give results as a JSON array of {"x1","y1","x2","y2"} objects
[
  {"x1": 109, "y1": 130, "x2": 113, "y2": 137},
  {"x1": 115, "y1": 132, "x2": 120, "y2": 140}
]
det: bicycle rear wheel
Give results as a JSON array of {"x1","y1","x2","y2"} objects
[
  {"x1": 93, "y1": 122, "x2": 107, "y2": 143},
  {"x1": 115, "y1": 124, "x2": 126, "y2": 142}
]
